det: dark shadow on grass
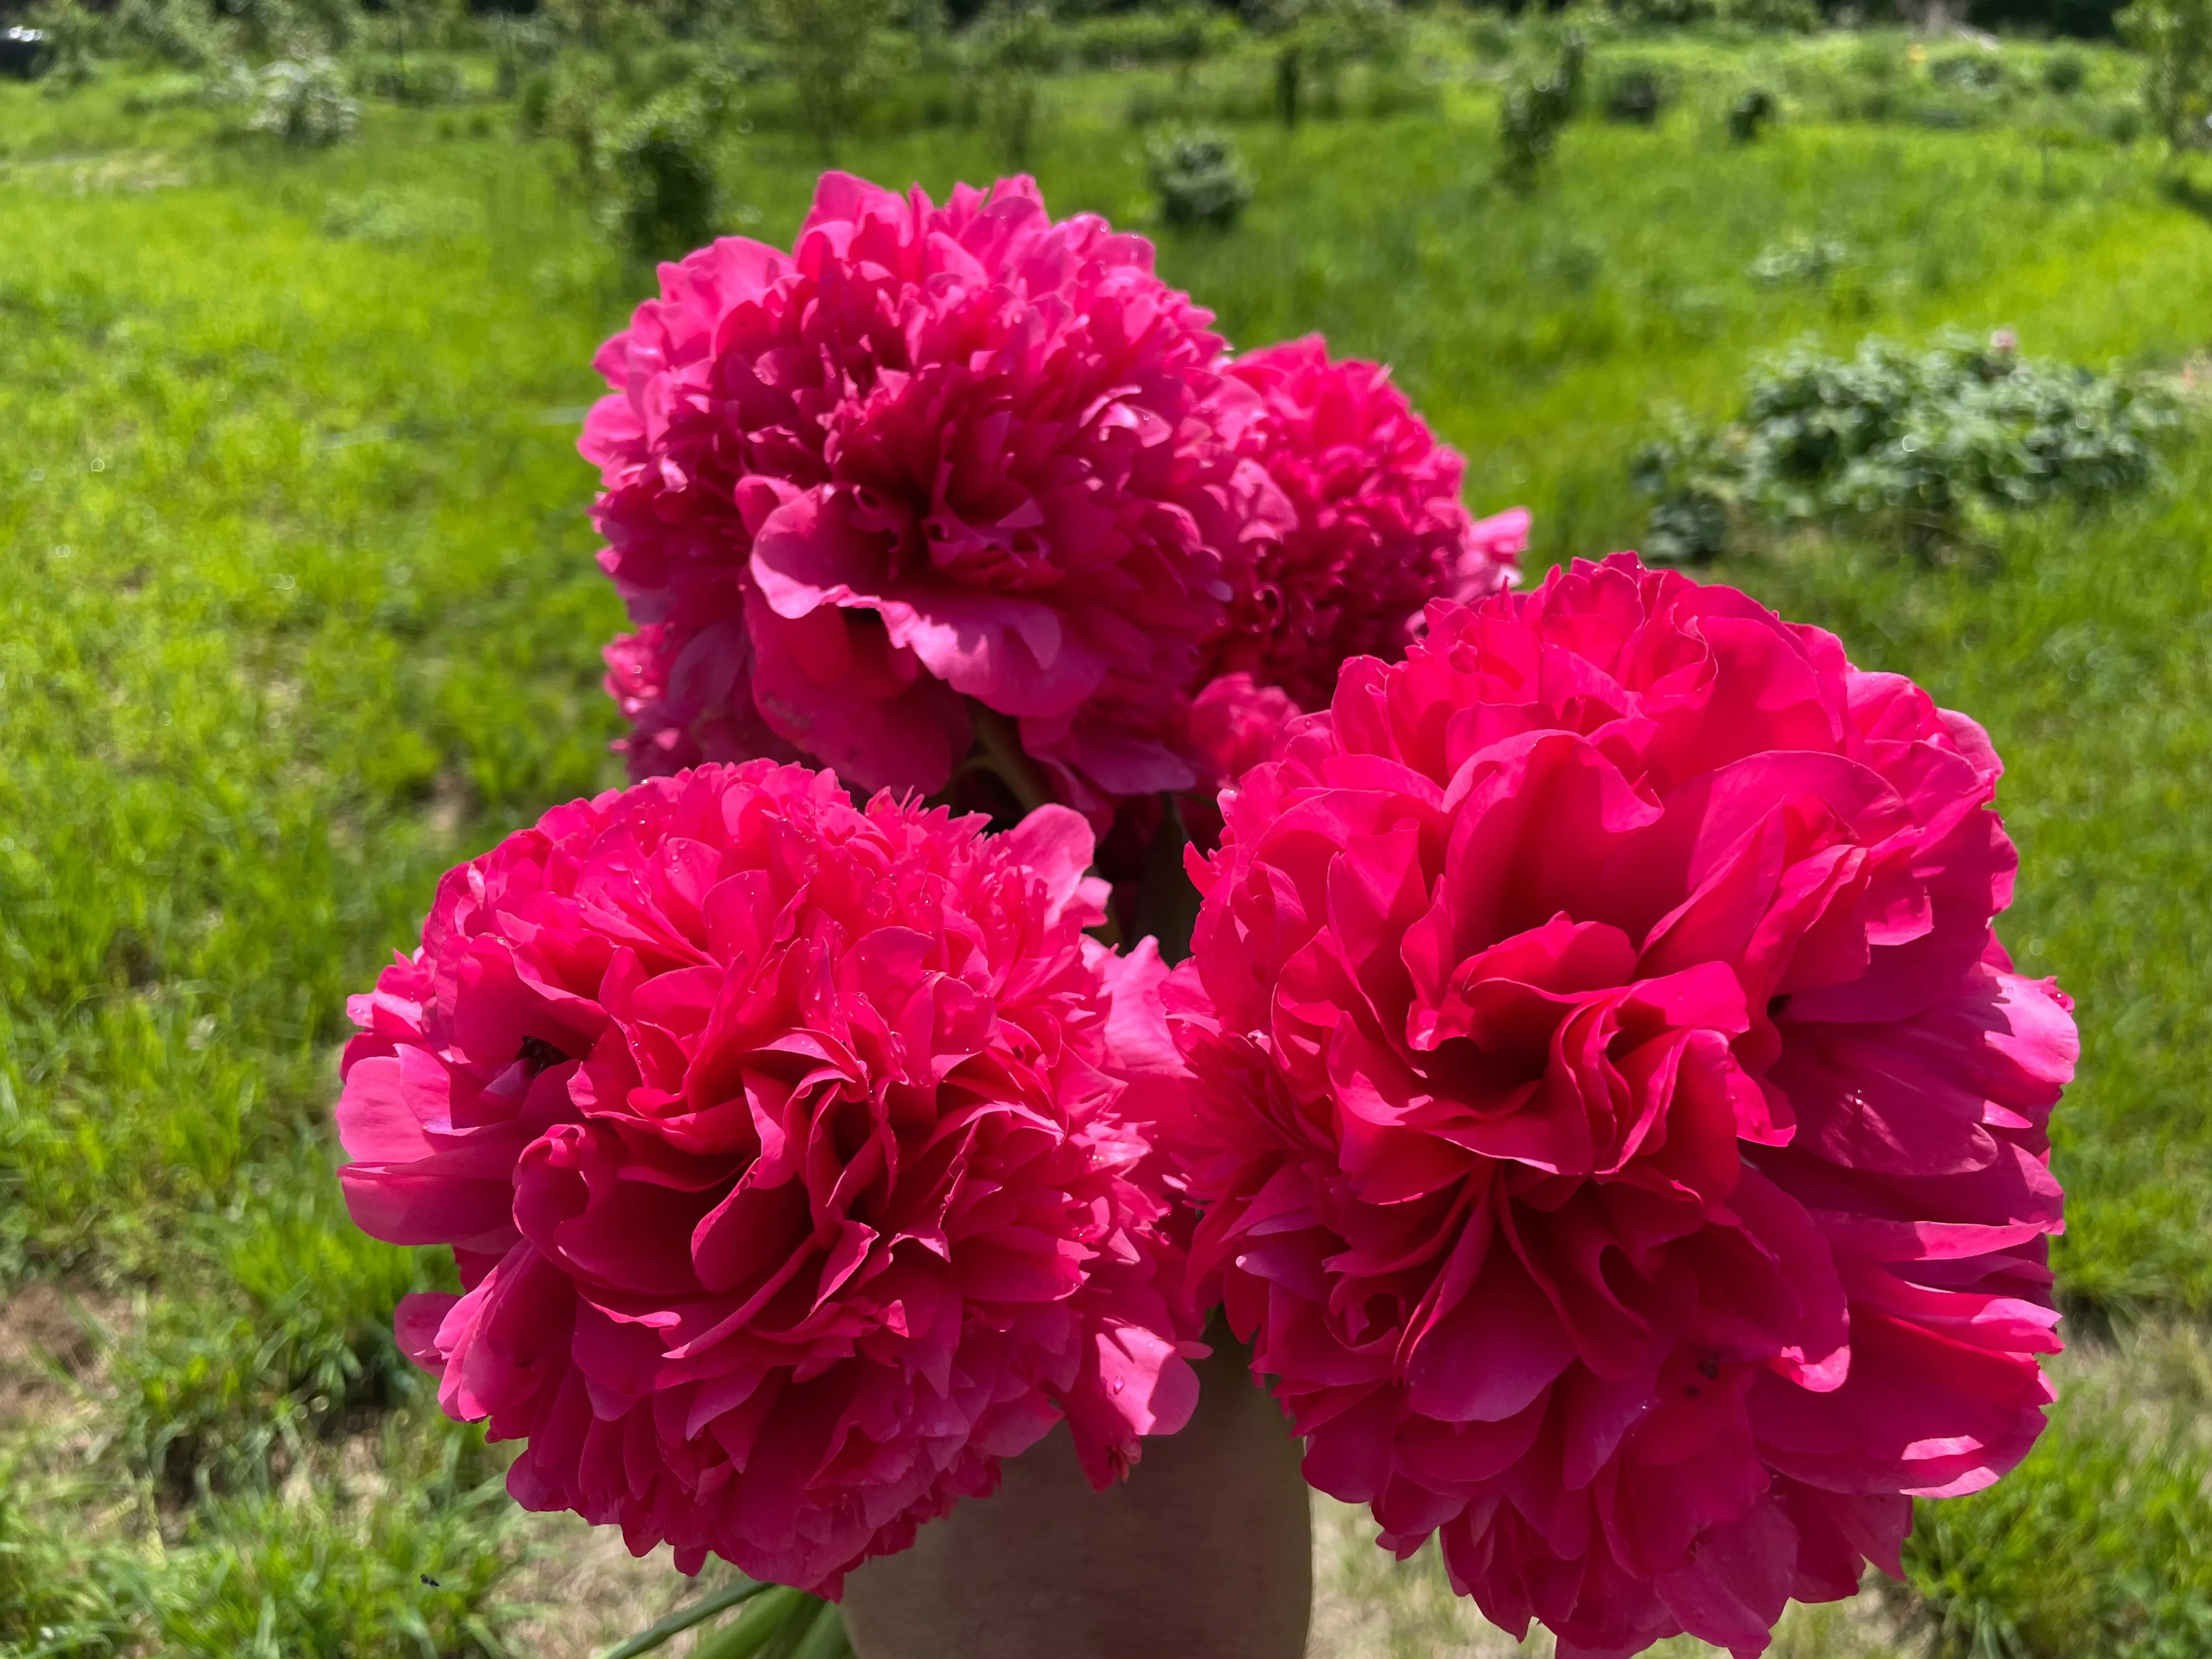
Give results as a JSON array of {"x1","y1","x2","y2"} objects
[{"x1": 2158, "y1": 161, "x2": 2212, "y2": 227}]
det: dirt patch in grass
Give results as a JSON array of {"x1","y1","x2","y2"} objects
[
  {"x1": 1307, "y1": 1495, "x2": 1908, "y2": 1659},
  {"x1": 506, "y1": 1518, "x2": 753, "y2": 1659},
  {"x1": 0, "y1": 1280, "x2": 120, "y2": 1437}
]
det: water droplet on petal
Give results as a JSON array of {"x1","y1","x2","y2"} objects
[{"x1": 1110, "y1": 1378, "x2": 1125, "y2": 1394}]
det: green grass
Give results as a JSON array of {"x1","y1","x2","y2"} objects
[{"x1": 2, "y1": 21, "x2": 2211, "y2": 1656}]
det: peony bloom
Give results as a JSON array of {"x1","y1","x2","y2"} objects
[
  {"x1": 584, "y1": 172, "x2": 1284, "y2": 811},
  {"x1": 1177, "y1": 672, "x2": 1307, "y2": 857},
  {"x1": 335, "y1": 762, "x2": 1204, "y2": 1594},
  {"x1": 602, "y1": 621, "x2": 798, "y2": 778},
  {"x1": 1165, "y1": 554, "x2": 2071, "y2": 1657},
  {"x1": 1206, "y1": 336, "x2": 1526, "y2": 712}
]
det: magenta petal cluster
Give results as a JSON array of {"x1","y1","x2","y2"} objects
[
  {"x1": 585, "y1": 173, "x2": 1283, "y2": 810},
  {"x1": 1163, "y1": 554, "x2": 2071, "y2": 1658},
  {"x1": 336, "y1": 761, "x2": 1203, "y2": 1594},
  {"x1": 1207, "y1": 335, "x2": 1525, "y2": 712}
]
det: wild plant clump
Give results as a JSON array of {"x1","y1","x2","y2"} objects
[
  {"x1": 1147, "y1": 127, "x2": 1254, "y2": 229},
  {"x1": 1600, "y1": 59, "x2": 1668, "y2": 124},
  {"x1": 599, "y1": 84, "x2": 727, "y2": 265},
  {"x1": 2120, "y1": 0, "x2": 2212, "y2": 154},
  {"x1": 1726, "y1": 83, "x2": 1777, "y2": 141},
  {"x1": 1747, "y1": 231, "x2": 1850, "y2": 285},
  {"x1": 1633, "y1": 332, "x2": 2182, "y2": 561},
  {"x1": 246, "y1": 54, "x2": 359, "y2": 145},
  {"x1": 1497, "y1": 29, "x2": 1584, "y2": 188}
]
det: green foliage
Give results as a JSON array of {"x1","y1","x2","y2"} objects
[
  {"x1": 2120, "y1": 0, "x2": 2212, "y2": 152},
  {"x1": 0, "y1": 1464, "x2": 130, "y2": 1657},
  {"x1": 1057, "y1": 7, "x2": 1236, "y2": 72},
  {"x1": 1498, "y1": 29, "x2": 1584, "y2": 187},
  {"x1": 1256, "y1": 0, "x2": 1408, "y2": 127},
  {"x1": 1723, "y1": 0, "x2": 1820, "y2": 31},
  {"x1": 245, "y1": 54, "x2": 359, "y2": 144},
  {"x1": 104, "y1": 0, "x2": 235, "y2": 71},
  {"x1": 1633, "y1": 332, "x2": 2181, "y2": 560},
  {"x1": 758, "y1": 0, "x2": 894, "y2": 157},
  {"x1": 1148, "y1": 127, "x2": 1254, "y2": 228},
  {"x1": 100, "y1": 1164, "x2": 428, "y2": 1499},
  {"x1": 2045, "y1": 46, "x2": 2090, "y2": 92},
  {"x1": 144, "y1": 1417, "x2": 526, "y2": 1659},
  {"x1": 1728, "y1": 83, "x2": 1778, "y2": 140},
  {"x1": 600, "y1": 81, "x2": 731, "y2": 266},
  {"x1": 1600, "y1": 58, "x2": 1669, "y2": 123},
  {"x1": 962, "y1": 3, "x2": 1055, "y2": 166},
  {"x1": 25, "y1": 0, "x2": 103, "y2": 87},
  {"x1": 1747, "y1": 230, "x2": 1850, "y2": 284}
]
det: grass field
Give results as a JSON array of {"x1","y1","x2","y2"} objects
[{"x1": 4, "y1": 17, "x2": 2212, "y2": 1655}]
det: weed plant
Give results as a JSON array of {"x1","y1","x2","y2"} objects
[
  {"x1": 1148, "y1": 127, "x2": 1254, "y2": 227},
  {"x1": 1632, "y1": 331, "x2": 2181, "y2": 560}
]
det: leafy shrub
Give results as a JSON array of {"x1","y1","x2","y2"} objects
[
  {"x1": 2120, "y1": 0, "x2": 2212, "y2": 153},
  {"x1": 1727, "y1": 84, "x2": 1777, "y2": 140},
  {"x1": 488, "y1": 12, "x2": 557, "y2": 98},
  {"x1": 1258, "y1": 0, "x2": 1407, "y2": 126},
  {"x1": 759, "y1": 0, "x2": 892, "y2": 157},
  {"x1": 1632, "y1": 332, "x2": 2182, "y2": 561},
  {"x1": 1929, "y1": 47, "x2": 2009, "y2": 92},
  {"x1": 1721, "y1": 0, "x2": 1819, "y2": 31},
  {"x1": 1748, "y1": 232, "x2": 1850, "y2": 284},
  {"x1": 1148, "y1": 128, "x2": 1254, "y2": 228},
  {"x1": 2044, "y1": 46, "x2": 2089, "y2": 93},
  {"x1": 962, "y1": 4, "x2": 1054, "y2": 166},
  {"x1": 1498, "y1": 29, "x2": 1584, "y2": 188},
  {"x1": 356, "y1": 55, "x2": 466, "y2": 105},
  {"x1": 246, "y1": 55, "x2": 359, "y2": 145},
  {"x1": 1060, "y1": 8, "x2": 1236, "y2": 70},
  {"x1": 600, "y1": 86, "x2": 726, "y2": 267},
  {"x1": 1612, "y1": 0, "x2": 1718, "y2": 25},
  {"x1": 1600, "y1": 59, "x2": 1668, "y2": 123},
  {"x1": 24, "y1": 0, "x2": 99, "y2": 86},
  {"x1": 1468, "y1": 6, "x2": 1515, "y2": 58},
  {"x1": 107, "y1": 0, "x2": 232, "y2": 70}
]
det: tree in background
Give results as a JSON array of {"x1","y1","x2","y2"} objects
[
  {"x1": 2120, "y1": 0, "x2": 2212, "y2": 154},
  {"x1": 963, "y1": 1, "x2": 1056, "y2": 167},
  {"x1": 759, "y1": 0, "x2": 894, "y2": 158},
  {"x1": 1254, "y1": 0, "x2": 1407, "y2": 127}
]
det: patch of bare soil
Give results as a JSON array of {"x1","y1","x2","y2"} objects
[
  {"x1": 506, "y1": 1516, "x2": 754, "y2": 1659},
  {"x1": 1306, "y1": 1496, "x2": 1905, "y2": 1659},
  {"x1": 0, "y1": 1281, "x2": 120, "y2": 1443}
]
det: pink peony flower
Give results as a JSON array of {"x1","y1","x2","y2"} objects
[
  {"x1": 1207, "y1": 336, "x2": 1526, "y2": 712},
  {"x1": 1164, "y1": 554, "x2": 2071, "y2": 1658},
  {"x1": 584, "y1": 173, "x2": 1283, "y2": 809},
  {"x1": 1178, "y1": 671, "x2": 1306, "y2": 856},
  {"x1": 335, "y1": 761, "x2": 1204, "y2": 1594},
  {"x1": 602, "y1": 622, "x2": 798, "y2": 778}
]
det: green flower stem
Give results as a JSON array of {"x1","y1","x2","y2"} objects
[
  {"x1": 967, "y1": 703, "x2": 1050, "y2": 816},
  {"x1": 691, "y1": 1586, "x2": 810, "y2": 1659},
  {"x1": 599, "y1": 1579, "x2": 772, "y2": 1659},
  {"x1": 787, "y1": 1596, "x2": 853, "y2": 1659}
]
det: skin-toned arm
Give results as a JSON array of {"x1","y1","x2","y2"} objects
[{"x1": 840, "y1": 1337, "x2": 1313, "y2": 1659}]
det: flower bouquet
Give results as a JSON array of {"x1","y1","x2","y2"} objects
[{"x1": 334, "y1": 173, "x2": 2072, "y2": 1659}]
